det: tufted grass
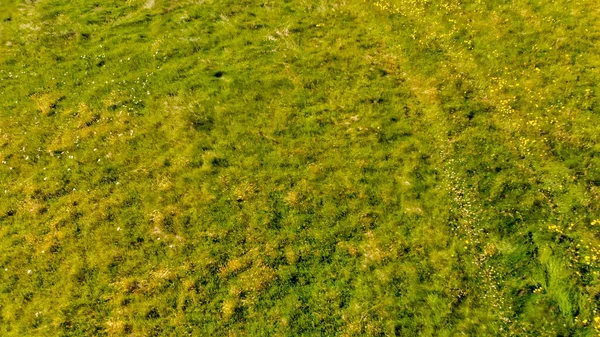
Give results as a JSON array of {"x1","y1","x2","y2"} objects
[{"x1": 1, "y1": 0, "x2": 600, "y2": 335}]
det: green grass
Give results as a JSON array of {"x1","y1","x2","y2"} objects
[{"x1": 1, "y1": 0, "x2": 600, "y2": 335}]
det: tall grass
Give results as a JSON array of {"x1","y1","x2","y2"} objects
[{"x1": 1, "y1": 0, "x2": 600, "y2": 335}]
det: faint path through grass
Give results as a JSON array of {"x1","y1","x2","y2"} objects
[{"x1": 403, "y1": 68, "x2": 513, "y2": 333}]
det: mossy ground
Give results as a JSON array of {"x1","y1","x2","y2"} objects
[{"x1": 1, "y1": 0, "x2": 600, "y2": 336}]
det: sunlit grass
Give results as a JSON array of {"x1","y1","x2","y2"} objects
[{"x1": 1, "y1": 0, "x2": 600, "y2": 335}]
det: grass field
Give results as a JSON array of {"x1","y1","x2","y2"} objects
[{"x1": 1, "y1": 0, "x2": 600, "y2": 335}]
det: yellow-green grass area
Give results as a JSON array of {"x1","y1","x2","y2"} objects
[{"x1": 1, "y1": 0, "x2": 600, "y2": 335}]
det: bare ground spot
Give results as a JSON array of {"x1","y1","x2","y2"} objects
[{"x1": 144, "y1": 0, "x2": 155, "y2": 9}]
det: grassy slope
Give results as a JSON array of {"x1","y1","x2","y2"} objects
[{"x1": 1, "y1": 0, "x2": 600, "y2": 335}]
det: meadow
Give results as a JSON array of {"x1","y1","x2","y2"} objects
[{"x1": 1, "y1": 0, "x2": 600, "y2": 335}]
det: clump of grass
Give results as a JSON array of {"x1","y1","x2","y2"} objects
[{"x1": 31, "y1": 92, "x2": 64, "y2": 116}]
